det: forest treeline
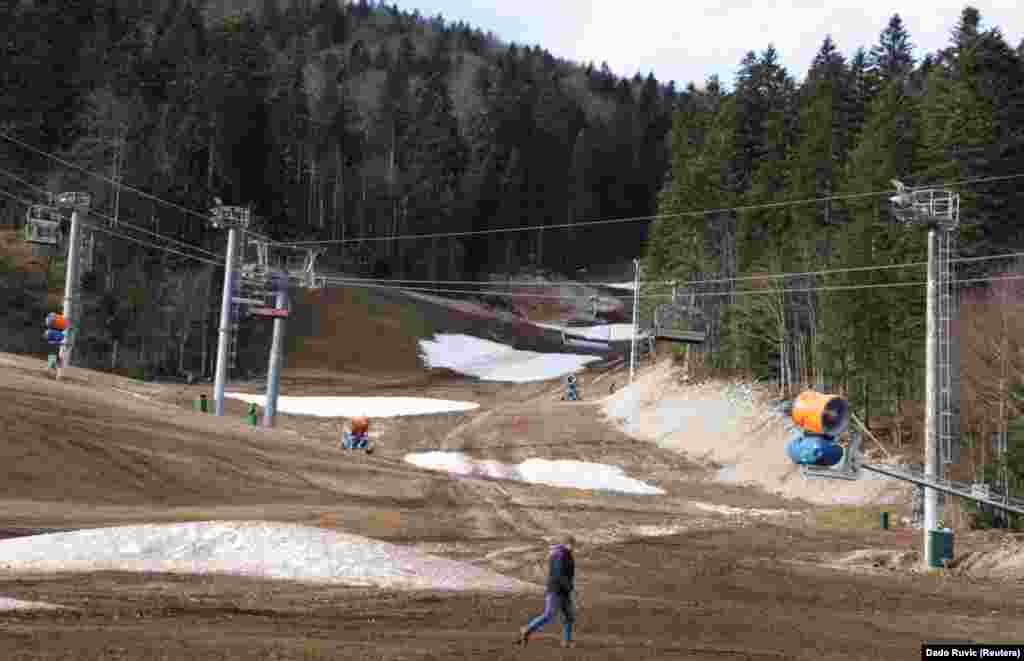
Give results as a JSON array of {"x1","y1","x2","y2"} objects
[
  {"x1": 2, "y1": 0, "x2": 673, "y2": 277},
  {"x1": 645, "y1": 8, "x2": 1024, "y2": 475}
]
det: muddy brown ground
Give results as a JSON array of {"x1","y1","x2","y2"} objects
[{"x1": 1, "y1": 345, "x2": 1023, "y2": 659}]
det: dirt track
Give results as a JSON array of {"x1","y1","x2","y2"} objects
[{"x1": 1, "y1": 348, "x2": 1024, "y2": 659}]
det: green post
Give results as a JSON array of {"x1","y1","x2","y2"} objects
[
  {"x1": 200, "y1": 394, "x2": 208, "y2": 413},
  {"x1": 880, "y1": 511, "x2": 890, "y2": 530},
  {"x1": 47, "y1": 354, "x2": 57, "y2": 370},
  {"x1": 247, "y1": 402, "x2": 258, "y2": 426},
  {"x1": 927, "y1": 529, "x2": 946, "y2": 568}
]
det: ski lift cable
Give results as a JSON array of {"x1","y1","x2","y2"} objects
[
  {"x1": 0, "y1": 165, "x2": 222, "y2": 258},
  {"x1": 0, "y1": 132, "x2": 277, "y2": 244},
  {"x1": 306, "y1": 259, "x2": 931, "y2": 288},
  {"x1": 82, "y1": 222, "x2": 223, "y2": 267},
  {"x1": 87, "y1": 206, "x2": 224, "y2": 259},
  {"x1": 320, "y1": 271, "x2": 1024, "y2": 302},
  {"x1": 4, "y1": 130, "x2": 1023, "y2": 267},
  {"x1": 275, "y1": 173, "x2": 1024, "y2": 247},
  {"x1": 0, "y1": 186, "x2": 36, "y2": 208},
  {"x1": 0, "y1": 131, "x2": 219, "y2": 226}
]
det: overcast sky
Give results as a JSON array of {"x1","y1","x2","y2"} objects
[{"x1": 402, "y1": 1, "x2": 1023, "y2": 89}]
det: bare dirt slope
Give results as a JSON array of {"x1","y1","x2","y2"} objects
[
  {"x1": 1, "y1": 310, "x2": 1023, "y2": 658},
  {"x1": 604, "y1": 360, "x2": 912, "y2": 508}
]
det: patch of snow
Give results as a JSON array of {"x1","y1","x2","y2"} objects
[
  {"x1": 691, "y1": 501, "x2": 800, "y2": 518},
  {"x1": 404, "y1": 451, "x2": 664, "y2": 495},
  {"x1": 224, "y1": 394, "x2": 480, "y2": 418},
  {"x1": 605, "y1": 282, "x2": 636, "y2": 291},
  {"x1": 0, "y1": 521, "x2": 537, "y2": 593},
  {"x1": 534, "y1": 322, "x2": 651, "y2": 342},
  {"x1": 418, "y1": 333, "x2": 600, "y2": 383},
  {"x1": 0, "y1": 596, "x2": 68, "y2": 611}
]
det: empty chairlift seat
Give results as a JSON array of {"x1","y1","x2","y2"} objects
[{"x1": 653, "y1": 303, "x2": 707, "y2": 344}]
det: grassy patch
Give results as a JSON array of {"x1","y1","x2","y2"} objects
[{"x1": 812, "y1": 504, "x2": 895, "y2": 530}]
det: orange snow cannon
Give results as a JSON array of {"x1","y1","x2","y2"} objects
[{"x1": 792, "y1": 390, "x2": 850, "y2": 436}]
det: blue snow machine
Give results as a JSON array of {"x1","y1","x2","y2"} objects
[{"x1": 786, "y1": 390, "x2": 850, "y2": 467}]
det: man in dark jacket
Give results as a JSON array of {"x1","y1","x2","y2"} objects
[{"x1": 518, "y1": 534, "x2": 576, "y2": 648}]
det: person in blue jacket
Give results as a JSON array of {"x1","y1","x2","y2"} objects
[{"x1": 518, "y1": 534, "x2": 576, "y2": 648}]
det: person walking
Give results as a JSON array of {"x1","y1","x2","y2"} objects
[{"x1": 518, "y1": 534, "x2": 576, "y2": 648}]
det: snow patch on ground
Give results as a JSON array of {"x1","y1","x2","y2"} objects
[
  {"x1": 225, "y1": 394, "x2": 480, "y2": 418},
  {"x1": 418, "y1": 333, "x2": 601, "y2": 383},
  {"x1": 534, "y1": 322, "x2": 651, "y2": 341},
  {"x1": 0, "y1": 596, "x2": 69, "y2": 611},
  {"x1": 0, "y1": 521, "x2": 537, "y2": 593},
  {"x1": 691, "y1": 502, "x2": 801, "y2": 518},
  {"x1": 605, "y1": 282, "x2": 636, "y2": 291},
  {"x1": 404, "y1": 451, "x2": 664, "y2": 495}
]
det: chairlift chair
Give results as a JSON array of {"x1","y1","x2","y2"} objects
[
  {"x1": 561, "y1": 328, "x2": 613, "y2": 352},
  {"x1": 25, "y1": 204, "x2": 64, "y2": 257},
  {"x1": 653, "y1": 302, "x2": 707, "y2": 344}
]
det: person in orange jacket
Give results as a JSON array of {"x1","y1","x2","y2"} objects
[{"x1": 343, "y1": 416, "x2": 371, "y2": 452}]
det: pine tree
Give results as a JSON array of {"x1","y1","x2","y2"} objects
[{"x1": 870, "y1": 14, "x2": 915, "y2": 83}]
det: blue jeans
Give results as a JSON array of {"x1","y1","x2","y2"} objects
[
  {"x1": 525, "y1": 591, "x2": 575, "y2": 641},
  {"x1": 343, "y1": 432, "x2": 368, "y2": 449}
]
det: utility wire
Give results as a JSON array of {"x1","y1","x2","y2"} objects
[{"x1": 275, "y1": 173, "x2": 1024, "y2": 247}]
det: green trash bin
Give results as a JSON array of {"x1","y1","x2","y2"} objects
[
  {"x1": 927, "y1": 529, "x2": 947, "y2": 568},
  {"x1": 880, "y1": 511, "x2": 890, "y2": 530}
]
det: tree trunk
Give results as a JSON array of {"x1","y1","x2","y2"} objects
[
  {"x1": 178, "y1": 322, "x2": 190, "y2": 376},
  {"x1": 335, "y1": 146, "x2": 345, "y2": 243},
  {"x1": 388, "y1": 122, "x2": 397, "y2": 259},
  {"x1": 207, "y1": 115, "x2": 216, "y2": 193},
  {"x1": 428, "y1": 234, "x2": 439, "y2": 283},
  {"x1": 448, "y1": 237, "x2": 458, "y2": 282},
  {"x1": 201, "y1": 270, "x2": 214, "y2": 377},
  {"x1": 111, "y1": 338, "x2": 119, "y2": 370},
  {"x1": 537, "y1": 226, "x2": 544, "y2": 267}
]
